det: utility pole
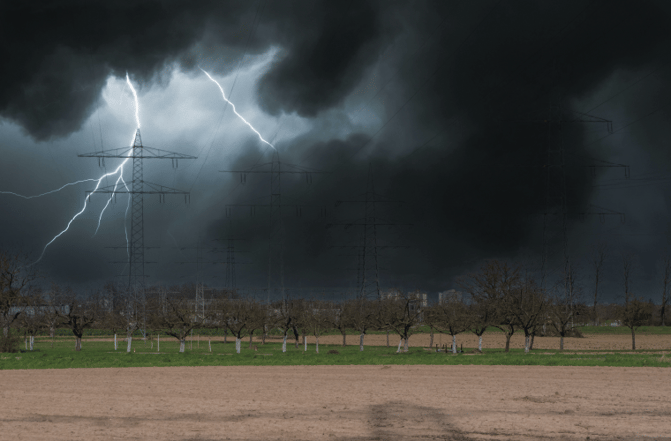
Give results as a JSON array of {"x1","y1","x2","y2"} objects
[
  {"x1": 220, "y1": 151, "x2": 327, "y2": 305},
  {"x1": 80, "y1": 128, "x2": 196, "y2": 332}
]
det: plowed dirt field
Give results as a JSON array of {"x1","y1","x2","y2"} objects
[{"x1": 1, "y1": 365, "x2": 669, "y2": 440}]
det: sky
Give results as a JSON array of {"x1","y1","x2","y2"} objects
[{"x1": 1, "y1": 0, "x2": 671, "y2": 303}]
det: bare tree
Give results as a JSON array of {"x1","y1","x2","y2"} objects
[
  {"x1": 617, "y1": 297, "x2": 653, "y2": 350},
  {"x1": 57, "y1": 290, "x2": 102, "y2": 351},
  {"x1": 617, "y1": 252, "x2": 650, "y2": 350},
  {"x1": 590, "y1": 242, "x2": 607, "y2": 325},
  {"x1": 147, "y1": 290, "x2": 198, "y2": 353},
  {"x1": 18, "y1": 288, "x2": 44, "y2": 351},
  {"x1": 464, "y1": 260, "x2": 520, "y2": 352},
  {"x1": 272, "y1": 299, "x2": 295, "y2": 353},
  {"x1": 0, "y1": 252, "x2": 37, "y2": 337},
  {"x1": 660, "y1": 254, "x2": 670, "y2": 326},
  {"x1": 225, "y1": 298, "x2": 255, "y2": 354},
  {"x1": 425, "y1": 293, "x2": 469, "y2": 353},
  {"x1": 330, "y1": 299, "x2": 351, "y2": 347},
  {"x1": 305, "y1": 300, "x2": 334, "y2": 353},
  {"x1": 245, "y1": 299, "x2": 267, "y2": 349},
  {"x1": 348, "y1": 297, "x2": 375, "y2": 351},
  {"x1": 380, "y1": 290, "x2": 425, "y2": 353},
  {"x1": 462, "y1": 289, "x2": 495, "y2": 353}
]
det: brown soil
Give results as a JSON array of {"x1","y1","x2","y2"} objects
[
  {"x1": 78, "y1": 332, "x2": 670, "y2": 351},
  {"x1": 0, "y1": 365, "x2": 669, "y2": 440}
]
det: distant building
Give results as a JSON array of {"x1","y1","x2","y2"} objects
[
  {"x1": 438, "y1": 289, "x2": 463, "y2": 304},
  {"x1": 381, "y1": 290, "x2": 428, "y2": 309}
]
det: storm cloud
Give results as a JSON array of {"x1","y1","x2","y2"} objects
[{"x1": 2, "y1": 0, "x2": 671, "y2": 300}]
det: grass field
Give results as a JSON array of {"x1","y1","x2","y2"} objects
[{"x1": 2, "y1": 336, "x2": 671, "y2": 370}]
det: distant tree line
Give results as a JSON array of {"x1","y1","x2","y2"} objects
[{"x1": 1, "y1": 247, "x2": 667, "y2": 353}]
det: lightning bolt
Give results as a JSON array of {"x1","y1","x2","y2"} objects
[
  {"x1": 200, "y1": 68, "x2": 276, "y2": 150},
  {"x1": 29, "y1": 73, "x2": 140, "y2": 265},
  {"x1": 0, "y1": 179, "x2": 100, "y2": 199}
]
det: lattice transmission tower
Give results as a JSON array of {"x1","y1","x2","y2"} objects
[
  {"x1": 79, "y1": 128, "x2": 196, "y2": 295},
  {"x1": 328, "y1": 164, "x2": 411, "y2": 299},
  {"x1": 221, "y1": 150, "x2": 327, "y2": 304}
]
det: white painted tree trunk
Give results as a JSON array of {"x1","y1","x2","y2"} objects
[
  {"x1": 235, "y1": 337, "x2": 241, "y2": 354},
  {"x1": 127, "y1": 334, "x2": 132, "y2": 353},
  {"x1": 359, "y1": 333, "x2": 365, "y2": 351},
  {"x1": 478, "y1": 335, "x2": 483, "y2": 352},
  {"x1": 396, "y1": 339, "x2": 403, "y2": 353},
  {"x1": 404, "y1": 337, "x2": 409, "y2": 352},
  {"x1": 30, "y1": 336, "x2": 34, "y2": 351},
  {"x1": 304, "y1": 335, "x2": 307, "y2": 352},
  {"x1": 209, "y1": 339, "x2": 211, "y2": 352},
  {"x1": 524, "y1": 335, "x2": 529, "y2": 353},
  {"x1": 114, "y1": 333, "x2": 117, "y2": 351},
  {"x1": 452, "y1": 335, "x2": 457, "y2": 354},
  {"x1": 157, "y1": 335, "x2": 160, "y2": 352},
  {"x1": 75, "y1": 336, "x2": 81, "y2": 351},
  {"x1": 179, "y1": 339, "x2": 186, "y2": 353},
  {"x1": 282, "y1": 333, "x2": 287, "y2": 353},
  {"x1": 315, "y1": 336, "x2": 319, "y2": 353}
]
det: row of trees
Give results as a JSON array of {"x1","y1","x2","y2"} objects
[{"x1": 0, "y1": 249, "x2": 658, "y2": 353}]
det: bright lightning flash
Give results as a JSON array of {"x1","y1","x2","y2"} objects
[
  {"x1": 27, "y1": 73, "x2": 141, "y2": 265},
  {"x1": 200, "y1": 68, "x2": 276, "y2": 150}
]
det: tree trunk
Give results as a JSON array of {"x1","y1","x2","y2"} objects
[
  {"x1": 224, "y1": 329, "x2": 227, "y2": 344},
  {"x1": 315, "y1": 335, "x2": 319, "y2": 353},
  {"x1": 429, "y1": 331, "x2": 434, "y2": 349},
  {"x1": 114, "y1": 333, "x2": 117, "y2": 350},
  {"x1": 504, "y1": 333, "x2": 512, "y2": 352},
  {"x1": 359, "y1": 333, "x2": 365, "y2": 351},
  {"x1": 478, "y1": 335, "x2": 483, "y2": 352},
  {"x1": 262, "y1": 325, "x2": 267, "y2": 345},
  {"x1": 49, "y1": 325, "x2": 54, "y2": 339},
  {"x1": 282, "y1": 332, "x2": 287, "y2": 353},
  {"x1": 208, "y1": 339, "x2": 211, "y2": 352},
  {"x1": 30, "y1": 336, "x2": 34, "y2": 351},
  {"x1": 529, "y1": 334, "x2": 535, "y2": 350},
  {"x1": 631, "y1": 328, "x2": 636, "y2": 350},
  {"x1": 341, "y1": 331, "x2": 346, "y2": 347},
  {"x1": 127, "y1": 332, "x2": 132, "y2": 353},
  {"x1": 404, "y1": 337, "x2": 409, "y2": 352},
  {"x1": 157, "y1": 334, "x2": 160, "y2": 352},
  {"x1": 304, "y1": 334, "x2": 307, "y2": 352},
  {"x1": 75, "y1": 336, "x2": 82, "y2": 351},
  {"x1": 661, "y1": 304, "x2": 666, "y2": 327},
  {"x1": 3, "y1": 326, "x2": 8, "y2": 338},
  {"x1": 524, "y1": 334, "x2": 529, "y2": 353},
  {"x1": 560, "y1": 335, "x2": 564, "y2": 351},
  {"x1": 396, "y1": 339, "x2": 403, "y2": 353},
  {"x1": 235, "y1": 337, "x2": 241, "y2": 354},
  {"x1": 179, "y1": 339, "x2": 186, "y2": 353},
  {"x1": 452, "y1": 335, "x2": 457, "y2": 354}
]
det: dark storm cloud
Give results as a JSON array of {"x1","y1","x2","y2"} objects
[
  {"x1": 3, "y1": 0, "x2": 671, "y2": 296},
  {"x1": 0, "y1": 0, "x2": 395, "y2": 140}
]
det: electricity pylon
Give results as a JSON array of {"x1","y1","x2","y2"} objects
[
  {"x1": 220, "y1": 150, "x2": 327, "y2": 304},
  {"x1": 327, "y1": 164, "x2": 411, "y2": 299},
  {"x1": 79, "y1": 128, "x2": 196, "y2": 329}
]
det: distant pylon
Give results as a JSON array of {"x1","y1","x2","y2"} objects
[
  {"x1": 360, "y1": 164, "x2": 381, "y2": 299},
  {"x1": 327, "y1": 164, "x2": 411, "y2": 300}
]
